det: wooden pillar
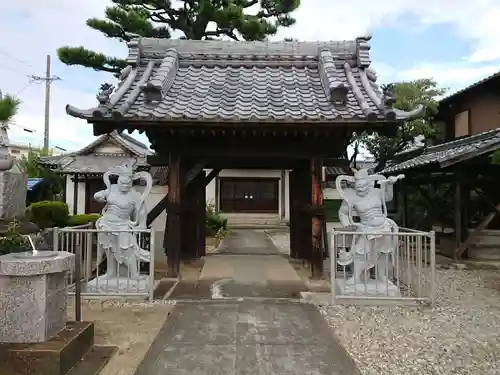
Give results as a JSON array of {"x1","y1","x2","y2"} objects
[
  {"x1": 295, "y1": 160, "x2": 312, "y2": 262},
  {"x1": 214, "y1": 175, "x2": 220, "y2": 212},
  {"x1": 73, "y1": 173, "x2": 78, "y2": 215},
  {"x1": 182, "y1": 171, "x2": 198, "y2": 261},
  {"x1": 454, "y1": 168, "x2": 464, "y2": 249},
  {"x1": 197, "y1": 172, "x2": 207, "y2": 257},
  {"x1": 289, "y1": 170, "x2": 299, "y2": 259},
  {"x1": 311, "y1": 159, "x2": 324, "y2": 278},
  {"x1": 280, "y1": 170, "x2": 286, "y2": 219},
  {"x1": 164, "y1": 154, "x2": 185, "y2": 277}
]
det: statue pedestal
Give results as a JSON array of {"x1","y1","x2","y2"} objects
[
  {"x1": 336, "y1": 278, "x2": 401, "y2": 297},
  {"x1": 0, "y1": 251, "x2": 74, "y2": 343},
  {"x1": 85, "y1": 275, "x2": 149, "y2": 293}
]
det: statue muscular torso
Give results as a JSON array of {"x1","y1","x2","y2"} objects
[{"x1": 339, "y1": 188, "x2": 387, "y2": 228}]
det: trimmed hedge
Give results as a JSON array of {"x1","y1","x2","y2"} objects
[
  {"x1": 26, "y1": 201, "x2": 69, "y2": 229},
  {"x1": 67, "y1": 214, "x2": 101, "y2": 227}
]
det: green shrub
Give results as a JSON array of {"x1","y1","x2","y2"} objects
[
  {"x1": 0, "y1": 219, "x2": 31, "y2": 255},
  {"x1": 67, "y1": 214, "x2": 101, "y2": 227},
  {"x1": 205, "y1": 202, "x2": 227, "y2": 237},
  {"x1": 26, "y1": 200, "x2": 69, "y2": 229}
]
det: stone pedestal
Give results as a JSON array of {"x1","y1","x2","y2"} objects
[
  {"x1": 0, "y1": 251, "x2": 74, "y2": 343},
  {"x1": 336, "y1": 278, "x2": 401, "y2": 297}
]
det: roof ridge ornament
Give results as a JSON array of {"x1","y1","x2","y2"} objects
[
  {"x1": 318, "y1": 49, "x2": 350, "y2": 104},
  {"x1": 355, "y1": 34, "x2": 372, "y2": 68},
  {"x1": 142, "y1": 48, "x2": 179, "y2": 103}
]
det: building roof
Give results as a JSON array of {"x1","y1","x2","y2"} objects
[
  {"x1": 380, "y1": 129, "x2": 500, "y2": 174},
  {"x1": 27, "y1": 178, "x2": 44, "y2": 192},
  {"x1": 38, "y1": 131, "x2": 153, "y2": 175},
  {"x1": 66, "y1": 37, "x2": 424, "y2": 125},
  {"x1": 439, "y1": 70, "x2": 500, "y2": 104}
]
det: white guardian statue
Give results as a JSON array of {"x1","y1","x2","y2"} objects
[
  {"x1": 93, "y1": 161, "x2": 152, "y2": 286},
  {"x1": 335, "y1": 168, "x2": 404, "y2": 296}
]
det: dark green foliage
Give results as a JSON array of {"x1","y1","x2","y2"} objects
[
  {"x1": 26, "y1": 201, "x2": 69, "y2": 229},
  {"x1": 206, "y1": 202, "x2": 227, "y2": 236},
  {"x1": 355, "y1": 78, "x2": 447, "y2": 171},
  {"x1": 67, "y1": 214, "x2": 101, "y2": 227},
  {"x1": 323, "y1": 199, "x2": 343, "y2": 222},
  {"x1": 18, "y1": 148, "x2": 65, "y2": 200},
  {"x1": 58, "y1": 0, "x2": 300, "y2": 75},
  {"x1": 0, "y1": 219, "x2": 31, "y2": 255}
]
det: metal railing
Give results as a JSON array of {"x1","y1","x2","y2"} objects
[
  {"x1": 330, "y1": 227, "x2": 436, "y2": 306},
  {"x1": 53, "y1": 227, "x2": 155, "y2": 301}
]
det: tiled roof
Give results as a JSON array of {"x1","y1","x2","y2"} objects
[
  {"x1": 66, "y1": 37, "x2": 424, "y2": 124},
  {"x1": 440, "y1": 70, "x2": 500, "y2": 103},
  {"x1": 381, "y1": 129, "x2": 500, "y2": 174},
  {"x1": 38, "y1": 130, "x2": 153, "y2": 175}
]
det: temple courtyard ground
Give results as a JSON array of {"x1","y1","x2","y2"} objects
[{"x1": 73, "y1": 230, "x2": 500, "y2": 375}]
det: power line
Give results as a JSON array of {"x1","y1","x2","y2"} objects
[
  {"x1": 0, "y1": 62, "x2": 28, "y2": 76},
  {"x1": 0, "y1": 50, "x2": 35, "y2": 69}
]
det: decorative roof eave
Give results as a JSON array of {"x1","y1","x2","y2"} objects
[
  {"x1": 65, "y1": 37, "x2": 426, "y2": 124},
  {"x1": 381, "y1": 129, "x2": 500, "y2": 174}
]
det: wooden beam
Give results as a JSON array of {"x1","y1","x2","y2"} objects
[
  {"x1": 455, "y1": 203, "x2": 500, "y2": 260},
  {"x1": 205, "y1": 168, "x2": 221, "y2": 186},
  {"x1": 185, "y1": 161, "x2": 207, "y2": 188},
  {"x1": 147, "y1": 195, "x2": 167, "y2": 227}
]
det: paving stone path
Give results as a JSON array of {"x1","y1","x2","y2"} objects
[{"x1": 134, "y1": 230, "x2": 360, "y2": 375}]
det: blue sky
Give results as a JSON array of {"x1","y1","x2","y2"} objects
[{"x1": 1, "y1": 0, "x2": 500, "y2": 152}]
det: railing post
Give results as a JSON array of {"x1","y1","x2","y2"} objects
[
  {"x1": 429, "y1": 230, "x2": 436, "y2": 307},
  {"x1": 75, "y1": 233, "x2": 82, "y2": 322},
  {"x1": 330, "y1": 230, "x2": 336, "y2": 305},
  {"x1": 53, "y1": 227, "x2": 59, "y2": 252},
  {"x1": 149, "y1": 229, "x2": 155, "y2": 301}
]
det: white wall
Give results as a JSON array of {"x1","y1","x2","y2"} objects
[
  {"x1": 323, "y1": 187, "x2": 341, "y2": 200},
  {"x1": 147, "y1": 185, "x2": 168, "y2": 233},
  {"x1": 65, "y1": 176, "x2": 86, "y2": 214}
]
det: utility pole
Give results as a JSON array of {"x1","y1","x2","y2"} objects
[{"x1": 29, "y1": 55, "x2": 61, "y2": 152}]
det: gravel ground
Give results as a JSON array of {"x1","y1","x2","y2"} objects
[
  {"x1": 319, "y1": 269, "x2": 500, "y2": 375},
  {"x1": 266, "y1": 230, "x2": 500, "y2": 374}
]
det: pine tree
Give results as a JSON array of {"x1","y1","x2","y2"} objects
[{"x1": 58, "y1": 0, "x2": 300, "y2": 75}]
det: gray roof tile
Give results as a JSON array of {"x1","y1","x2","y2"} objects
[
  {"x1": 381, "y1": 129, "x2": 500, "y2": 174},
  {"x1": 67, "y1": 37, "x2": 424, "y2": 124},
  {"x1": 38, "y1": 130, "x2": 153, "y2": 175}
]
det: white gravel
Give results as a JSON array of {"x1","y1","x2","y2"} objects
[
  {"x1": 266, "y1": 229, "x2": 500, "y2": 374},
  {"x1": 319, "y1": 268, "x2": 500, "y2": 375}
]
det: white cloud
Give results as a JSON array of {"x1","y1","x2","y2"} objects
[
  {"x1": 372, "y1": 60, "x2": 500, "y2": 95},
  {"x1": 1, "y1": 0, "x2": 500, "y2": 150}
]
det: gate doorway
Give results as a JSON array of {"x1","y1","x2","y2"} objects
[{"x1": 219, "y1": 178, "x2": 279, "y2": 213}]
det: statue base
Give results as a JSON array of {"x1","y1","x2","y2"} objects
[
  {"x1": 85, "y1": 275, "x2": 150, "y2": 293},
  {"x1": 336, "y1": 278, "x2": 401, "y2": 297}
]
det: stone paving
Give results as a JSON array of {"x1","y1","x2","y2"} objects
[{"x1": 134, "y1": 230, "x2": 360, "y2": 374}]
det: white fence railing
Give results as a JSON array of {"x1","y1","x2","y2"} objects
[
  {"x1": 330, "y1": 227, "x2": 436, "y2": 306},
  {"x1": 53, "y1": 227, "x2": 155, "y2": 300}
]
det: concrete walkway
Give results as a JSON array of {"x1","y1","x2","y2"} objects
[
  {"x1": 134, "y1": 230, "x2": 360, "y2": 374},
  {"x1": 133, "y1": 300, "x2": 360, "y2": 375}
]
